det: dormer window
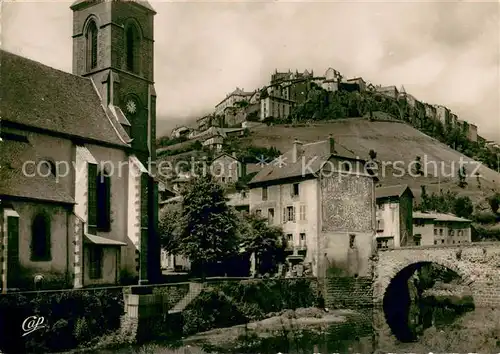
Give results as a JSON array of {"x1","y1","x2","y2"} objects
[{"x1": 86, "y1": 20, "x2": 98, "y2": 71}]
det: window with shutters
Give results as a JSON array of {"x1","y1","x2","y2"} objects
[
  {"x1": 89, "y1": 246, "x2": 103, "y2": 279},
  {"x1": 285, "y1": 206, "x2": 295, "y2": 222},
  {"x1": 88, "y1": 164, "x2": 111, "y2": 233},
  {"x1": 292, "y1": 183, "x2": 299, "y2": 197},
  {"x1": 86, "y1": 20, "x2": 98, "y2": 71},
  {"x1": 299, "y1": 205, "x2": 306, "y2": 221},
  {"x1": 268, "y1": 208, "x2": 274, "y2": 223},
  {"x1": 87, "y1": 163, "x2": 98, "y2": 234},
  {"x1": 299, "y1": 233, "x2": 306, "y2": 247},
  {"x1": 96, "y1": 171, "x2": 111, "y2": 231},
  {"x1": 31, "y1": 213, "x2": 51, "y2": 261},
  {"x1": 262, "y1": 186, "x2": 268, "y2": 200}
]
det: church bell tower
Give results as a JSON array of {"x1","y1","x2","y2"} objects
[{"x1": 70, "y1": 0, "x2": 160, "y2": 284}]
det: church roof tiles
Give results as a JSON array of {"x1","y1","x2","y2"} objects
[
  {"x1": 1, "y1": 50, "x2": 129, "y2": 148},
  {"x1": 0, "y1": 134, "x2": 75, "y2": 204}
]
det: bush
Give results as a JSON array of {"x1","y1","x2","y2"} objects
[
  {"x1": 0, "y1": 288, "x2": 124, "y2": 353},
  {"x1": 472, "y1": 211, "x2": 498, "y2": 224},
  {"x1": 181, "y1": 278, "x2": 320, "y2": 335}
]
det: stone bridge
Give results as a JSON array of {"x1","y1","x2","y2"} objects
[{"x1": 373, "y1": 242, "x2": 500, "y2": 308}]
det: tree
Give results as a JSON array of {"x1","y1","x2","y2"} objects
[
  {"x1": 177, "y1": 175, "x2": 239, "y2": 280},
  {"x1": 238, "y1": 212, "x2": 285, "y2": 276},
  {"x1": 158, "y1": 203, "x2": 182, "y2": 254},
  {"x1": 414, "y1": 156, "x2": 423, "y2": 176},
  {"x1": 458, "y1": 165, "x2": 467, "y2": 188},
  {"x1": 452, "y1": 196, "x2": 473, "y2": 219},
  {"x1": 475, "y1": 171, "x2": 481, "y2": 188},
  {"x1": 488, "y1": 193, "x2": 500, "y2": 214},
  {"x1": 419, "y1": 185, "x2": 430, "y2": 211}
]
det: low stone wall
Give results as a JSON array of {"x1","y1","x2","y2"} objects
[{"x1": 324, "y1": 277, "x2": 373, "y2": 309}]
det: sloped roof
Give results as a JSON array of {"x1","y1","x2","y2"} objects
[
  {"x1": 413, "y1": 211, "x2": 471, "y2": 223},
  {"x1": 376, "y1": 184, "x2": 413, "y2": 199},
  {"x1": 248, "y1": 139, "x2": 359, "y2": 185},
  {"x1": 0, "y1": 134, "x2": 75, "y2": 204},
  {"x1": 1, "y1": 50, "x2": 129, "y2": 147}
]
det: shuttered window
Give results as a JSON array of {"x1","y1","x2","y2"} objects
[
  {"x1": 96, "y1": 172, "x2": 111, "y2": 231},
  {"x1": 87, "y1": 163, "x2": 98, "y2": 235}
]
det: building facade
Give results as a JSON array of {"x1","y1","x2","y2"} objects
[
  {"x1": 214, "y1": 88, "x2": 254, "y2": 116},
  {"x1": 375, "y1": 185, "x2": 414, "y2": 249},
  {"x1": 434, "y1": 105, "x2": 450, "y2": 127},
  {"x1": 413, "y1": 212, "x2": 472, "y2": 246},
  {"x1": 247, "y1": 137, "x2": 376, "y2": 278},
  {"x1": 0, "y1": 0, "x2": 160, "y2": 290},
  {"x1": 210, "y1": 153, "x2": 243, "y2": 184}
]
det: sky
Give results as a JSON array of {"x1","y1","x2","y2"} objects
[{"x1": 2, "y1": 0, "x2": 500, "y2": 141}]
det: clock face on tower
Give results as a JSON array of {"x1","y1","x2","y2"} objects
[{"x1": 126, "y1": 99, "x2": 137, "y2": 114}]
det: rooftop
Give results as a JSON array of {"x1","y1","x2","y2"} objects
[
  {"x1": 1, "y1": 50, "x2": 129, "y2": 147},
  {"x1": 0, "y1": 134, "x2": 75, "y2": 204},
  {"x1": 376, "y1": 184, "x2": 413, "y2": 199},
  {"x1": 413, "y1": 211, "x2": 471, "y2": 223},
  {"x1": 249, "y1": 137, "x2": 360, "y2": 185}
]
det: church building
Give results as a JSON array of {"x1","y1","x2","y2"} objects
[{"x1": 0, "y1": 0, "x2": 160, "y2": 290}]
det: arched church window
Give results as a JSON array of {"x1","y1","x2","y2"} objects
[
  {"x1": 86, "y1": 20, "x2": 98, "y2": 70},
  {"x1": 126, "y1": 24, "x2": 140, "y2": 73},
  {"x1": 31, "y1": 213, "x2": 51, "y2": 261}
]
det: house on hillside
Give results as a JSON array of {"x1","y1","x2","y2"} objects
[
  {"x1": 210, "y1": 152, "x2": 243, "y2": 184},
  {"x1": 171, "y1": 126, "x2": 191, "y2": 139},
  {"x1": 247, "y1": 136, "x2": 376, "y2": 278},
  {"x1": 322, "y1": 68, "x2": 342, "y2": 92},
  {"x1": 0, "y1": 0, "x2": 160, "y2": 290},
  {"x1": 423, "y1": 103, "x2": 436, "y2": 120},
  {"x1": 449, "y1": 113, "x2": 458, "y2": 129},
  {"x1": 214, "y1": 88, "x2": 254, "y2": 116},
  {"x1": 346, "y1": 77, "x2": 366, "y2": 92},
  {"x1": 223, "y1": 106, "x2": 247, "y2": 127},
  {"x1": 197, "y1": 114, "x2": 218, "y2": 131},
  {"x1": 225, "y1": 163, "x2": 262, "y2": 213},
  {"x1": 260, "y1": 95, "x2": 294, "y2": 121},
  {"x1": 375, "y1": 185, "x2": 414, "y2": 249},
  {"x1": 434, "y1": 105, "x2": 450, "y2": 127},
  {"x1": 413, "y1": 212, "x2": 472, "y2": 246},
  {"x1": 202, "y1": 134, "x2": 224, "y2": 151},
  {"x1": 468, "y1": 123, "x2": 478, "y2": 142},
  {"x1": 375, "y1": 85, "x2": 399, "y2": 99}
]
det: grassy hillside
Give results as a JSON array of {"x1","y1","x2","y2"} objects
[{"x1": 243, "y1": 118, "x2": 500, "y2": 205}]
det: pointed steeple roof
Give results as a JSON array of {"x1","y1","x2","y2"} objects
[{"x1": 399, "y1": 85, "x2": 406, "y2": 94}]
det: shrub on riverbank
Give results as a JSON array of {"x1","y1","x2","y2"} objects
[
  {"x1": 182, "y1": 278, "x2": 320, "y2": 335},
  {"x1": 0, "y1": 288, "x2": 124, "y2": 353}
]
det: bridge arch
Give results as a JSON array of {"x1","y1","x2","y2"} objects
[{"x1": 374, "y1": 249, "x2": 477, "y2": 306}]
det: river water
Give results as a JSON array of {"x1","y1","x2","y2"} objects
[
  {"x1": 100, "y1": 302, "x2": 499, "y2": 354},
  {"x1": 187, "y1": 307, "x2": 499, "y2": 354}
]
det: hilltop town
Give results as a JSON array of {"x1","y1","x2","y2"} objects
[
  {"x1": 157, "y1": 68, "x2": 500, "y2": 274},
  {"x1": 159, "y1": 68, "x2": 498, "y2": 150}
]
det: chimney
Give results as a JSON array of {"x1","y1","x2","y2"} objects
[
  {"x1": 292, "y1": 138, "x2": 303, "y2": 163},
  {"x1": 328, "y1": 134, "x2": 335, "y2": 154},
  {"x1": 232, "y1": 151, "x2": 237, "y2": 159}
]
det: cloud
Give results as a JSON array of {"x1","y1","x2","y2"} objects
[{"x1": 3, "y1": 0, "x2": 499, "y2": 140}]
